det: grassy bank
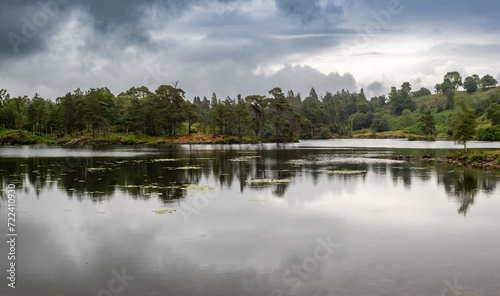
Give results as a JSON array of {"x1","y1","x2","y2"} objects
[
  {"x1": 417, "y1": 150, "x2": 500, "y2": 171},
  {"x1": 445, "y1": 150, "x2": 500, "y2": 163},
  {"x1": 0, "y1": 129, "x2": 263, "y2": 145}
]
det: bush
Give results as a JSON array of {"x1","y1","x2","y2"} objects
[
  {"x1": 446, "y1": 151, "x2": 468, "y2": 160},
  {"x1": 371, "y1": 113, "x2": 390, "y2": 132},
  {"x1": 437, "y1": 104, "x2": 444, "y2": 113},
  {"x1": 407, "y1": 135, "x2": 417, "y2": 141},
  {"x1": 0, "y1": 131, "x2": 36, "y2": 144},
  {"x1": 469, "y1": 151, "x2": 487, "y2": 162},
  {"x1": 425, "y1": 134, "x2": 436, "y2": 141},
  {"x1": 318, "y1": 127, "x2": 331, "y2": 139},
  {"x1": 403, "y1": 125, "x2": 424, "y2": 136},
  {"x1": 299, "y1": 130, "x2": 312, "y2": 139},
  {"x1": 477, "y1": 126, "x2": 500, "y2": 141}
]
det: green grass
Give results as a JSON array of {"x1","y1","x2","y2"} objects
[
  {"x1": 371, "y1": 87, "x2": 500, "y2": 138},
  {"x1": 446, "y1": 150, "x2": 500, "y2": 162}
]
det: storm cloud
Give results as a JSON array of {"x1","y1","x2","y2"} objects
[{"x1": 0, "y1": 0, "x2": 499, "y2": 100}]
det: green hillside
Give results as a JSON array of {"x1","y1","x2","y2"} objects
[{"x1": 355, "y1": 87, "x2": 500, "y2": 140}]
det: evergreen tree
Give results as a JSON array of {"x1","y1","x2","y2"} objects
[
  {"x1": 445, "y1": 89, "x2": 455, "y2": 110},
  {"x1": 417, "y1": 114, "x2": 437, "y2": 136}
]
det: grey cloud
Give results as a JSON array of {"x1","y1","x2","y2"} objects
[
  {"x1": 275, "y1": 0, "x2": 342, "y2": 23},
  {"x1": 178, "y1": 33, "x2": 342, "y2": 67},
  {"x1": 263, "y1": 64, "x2": 357, "y2": 97},
  {"x1": 365, "y1": 81, "x2": 386, "y2": 98},
  {"x1": 0, "y1": 0, "x2": 246, "y2": 59},
  {"x1": 176, "y1": 63, "x2": 358, "y2": 100},
  {"x1": 0, "y1": 1, "x2": 68, "y2": 58},
  {"x1": 3, "y1": 0, "x2": 499, "y2": 101},
  {"x1": 174, "y1": 7, "x2": 347, "y2": 67}
]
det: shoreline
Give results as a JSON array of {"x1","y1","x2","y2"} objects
[
  {"x1": 2, "y1": 130, "x2": 500, "y2": 170},
  {"x1": 392, "y1": 153, "x2": 500, "y2": 171},
  {"x1": 0, "y1": 129, "x2": 444, "y2": 146}
]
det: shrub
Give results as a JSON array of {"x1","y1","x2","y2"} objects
[
  {"x1": 299, "y1": 130, "x2": 312, "y2": 139},
  {"x1": 446, "y1": 151, "x2": 468, "y2": 160},
  {"x1": 318, "y1": 127, "x2": 331, "y2": 139},
  {"x1": 0, "y1": 131, "x2": 36, "y2": 144},
  {"x1": 425, "y1": 134, "x2": 436, "y2": 141},
  {"x1": 469, "y1": 151, "x2": 487, "y2": 162},
  {"x1": 477, "y1": 126, "x2": 500, "y2": 141},
  {"x1": 403, "y1": 125, "x2": 424, "y2": 136}
]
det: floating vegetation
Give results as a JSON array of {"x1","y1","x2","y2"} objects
[
  {"x1": 122, "y1": 184, "x2": 180, "y2": 190},
  {"x1": 182, "y1": 185, "x2": 216, "y2": 191},
  {"x1": 176, "y1": 166, "x2": 202, "y2": 170},
  {"x1": 323, "y1": 170, "x2": 367, "y2": 175},
  {"x1": 290, "y1": 159, "x2": 306, "y2": 162},
  {"x1": 230, "y1": 156, "x2": 260, "y2": 162},
  {"x1": 152, "y1": 159, "x2": 180, "y2": 162},
  {"x1": 153, "y1": 209, "x2": 176, "y2": 214},
  {"x1": 246, "y1": 179, "x2": 294, "y2": 183}
]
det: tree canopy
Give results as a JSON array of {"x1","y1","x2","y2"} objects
[
  {"x1": 451, "y1": 100, "x2": 477, "y2": 152},
  {"x1": 0, "y1": 70, "x2": 499, "y2": 144}
]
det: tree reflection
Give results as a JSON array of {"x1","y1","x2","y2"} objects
[
  {"x1": 390, "y1": 163, "x2": 413, "y2": 187},
  {"x1": 437, "y1": 167, "x2": 486, "y2": 216},
  {"x1": 0, "y1": 147, "x2": 497, "y2": 217}
]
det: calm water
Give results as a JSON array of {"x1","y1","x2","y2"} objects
[{"x1": 1, "y1": 140, "x2": 500, "y2": 296}]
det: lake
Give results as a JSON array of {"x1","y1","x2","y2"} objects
[{"x1": 1, "y1": 139, "x2": 500, "y2": 296}]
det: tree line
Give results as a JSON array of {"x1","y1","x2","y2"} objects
[{"x1": 0, "y1": 71, "x2": 498, "y2": 143}]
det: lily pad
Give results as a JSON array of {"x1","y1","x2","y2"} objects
[
  {"x1": 246, "y1": 179, "x2": 294, "y2": 183},
  {"x1": 176, "y1": 166, "x2": 202, "y2": 170},
  {"x1": 323, "y1": 170, "x2": 367, "y2": 175},
  {"x1": 153, "y1": 209, "x2": 176, "y2": 214},
  {"x1": 182, "y1": 185, "x2": 216, "y2": 191},
  {"x1": 230, "y1": 156, "x2": 261, "y2": 162}
]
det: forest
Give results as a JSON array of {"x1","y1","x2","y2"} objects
[{"x1": 0, "y1": 72, "x2": 499, "y2": 144}]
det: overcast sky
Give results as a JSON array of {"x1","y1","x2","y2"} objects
[{"x1": 1, "y1": 0, "x2": 500, "y2": 100}]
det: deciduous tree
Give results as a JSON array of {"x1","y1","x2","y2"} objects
[
  {"x1": 480, "y1": 74, "x2": 498, "y2": 89},
  {"x1": 451, "y1": 100, "x2": 477, "y2": 152},
  {"x1": 463, "y1": 76, "x2": 478, "y2": 94}
]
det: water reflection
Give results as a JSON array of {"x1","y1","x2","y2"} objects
[
  {"x1": 0, "y1": 145, "x2": 498, "y2": 216},
  {"x1": 1, "y1": 145, "x2": 500, "y2": 296},
  {"x1": 437, "y1": 167, "x2": 498, "y2": 215}
]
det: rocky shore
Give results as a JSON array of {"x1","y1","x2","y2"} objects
[{"x1": 392, "y1": 154, "x2": 500, "y2": 170}]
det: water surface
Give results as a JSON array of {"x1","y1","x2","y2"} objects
[{"x1": 1, "y1": 140, "x2": 500, "y2": 296}]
